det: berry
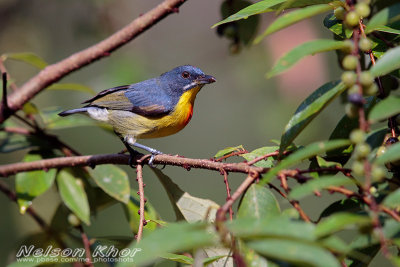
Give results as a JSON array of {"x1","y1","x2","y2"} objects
[
  {"x1": 359, "y1": 37, "x2": 373, "y2": 52},
  {"x1": 359, "y1": 72, "x2": 374, "y2": 87},
  {"x1": 342, "y1": 40, "x2": 355, "y2": 53},
  {"x1": 348, "y1": 84, "x2": 361, "y2": 95},
  {"x1": 355, "y1": 3, "x2": 371, "y2": 18},
  {"x1": 364, "y1": 83, "x2": 378, "y2": 96},
  {"x1": 68, "y1": 214, "x2": 81, "y2": 227},
  {"x1": 371, "y1": 165, "x2": 386, "y2": 181},
  {"x1": 345, "y1": 11, "x2": 360, "y2": 27},
  {"x1": 342, "y1": 71, "x2": 357, "y2": 87},
  {"x1": 345, "y1": 103, "x2": 359, "y2": 118},
  {"x1": 355, "y1": 143, "x2": 371, "y2": 158},
  {"x1": 352, "y1": 161, "x2": 364, "y2": 176},
  {"x1": 334, "y1": 7, "x2": 346, "y2": 20},
  {"x1": 348, "y1": 93, "x2": 364, "y2": 106},
  {"x1": 350, "y1": 129, "x2": 366, "y2": 144},
  {"x1": 376, "y1": 146, "x2": 386, "y2": 157},
  {"x1": 342, "y1": 55, "x2": 358, "y2": 70}
]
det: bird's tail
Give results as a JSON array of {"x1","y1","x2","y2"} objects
[{"x1": 58, "y1": 107, "x2": 89, "y2": 117}]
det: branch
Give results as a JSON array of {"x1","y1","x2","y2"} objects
[
  {"x1": 136, "y1": 162, "x2": 145, "y2": 242},
  {"x1": 0, "y1": 153, "x2": 267, "y2": 177},
  {"x1": 0, "y1": 0, "x2": 188, "y2": 122}
]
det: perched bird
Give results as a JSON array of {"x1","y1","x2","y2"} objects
[{"x1": 59, "y1": 65, "x2": 216, "y2": 165}]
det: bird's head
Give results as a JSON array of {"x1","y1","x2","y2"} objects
[{"x1": 161, "y1": 65, "x2": 216, "y2": 94}]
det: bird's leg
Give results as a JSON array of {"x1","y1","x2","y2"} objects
[
  {"x1": 122, "y1": 140, "x2": 140, "y2": 168},
  {"x1": 132, "y1": 142, "x2": 163, "y2": 166}
]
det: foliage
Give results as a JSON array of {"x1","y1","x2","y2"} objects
[{"x1": 2, "y1": 0, "x2": 400, "y2": 267}]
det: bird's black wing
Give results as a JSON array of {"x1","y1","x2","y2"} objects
[{"x1": 83, "y1": 78, "x2": 175, "y2": 117}]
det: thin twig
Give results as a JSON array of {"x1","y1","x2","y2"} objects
[
  {"x1": 78, "y1": 225, "x2": 94, "y2": 267},
  {"x1": 221, "y1": 169, "x2": 233, "y2": 220},
  {"x1": 0, "y1": 0, "x2": 188, "y2": 123},
  {"x1": 0, "y1": 153, "x2": 267, "y2": 177},
  {"x1": 136, "y1": 162, "x2": 145, "y2": 242}
]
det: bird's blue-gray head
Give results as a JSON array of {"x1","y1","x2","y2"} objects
[{"x1": 160, "y1": 65, "x2": 216, "y2": 93}]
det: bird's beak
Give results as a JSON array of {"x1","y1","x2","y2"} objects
[{"x1": 196, "y1": 75, "x2": 216, "y2": 85}]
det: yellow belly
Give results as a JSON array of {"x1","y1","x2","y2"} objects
[{"x1": 109, "y1": 87, "x2": 200, "y2": 140}]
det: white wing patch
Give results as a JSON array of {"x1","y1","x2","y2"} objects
[{"x1": 87, "y1": 107, "x2": 109, "y2": 121}]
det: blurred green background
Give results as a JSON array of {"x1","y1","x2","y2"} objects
[{"x1": 1, "y1": 0, "x2": 385, "y2": 266}]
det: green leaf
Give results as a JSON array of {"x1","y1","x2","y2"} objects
[
  {"x1": 90, "y1": 165, "x2": 130, "y2": 203},
  {"x1": 214, "y1": 145, "x2": 244, "y2": 158},
  {"x1": 240, "y1": 146, "x2": 278, "y2": 167},
  {"x1": 323, "y1": 13, "x2": 353, "y2": 39},
  {"x1": 117, "y1": 222, "x2": 215, "y2": 267},
  {"x1": 22, "y1": 102, "x2": 39, "y2": 115},
  {"x1": 280, "y1": 81, "x2": 347, "y2": 153},
  {"x1": 370, "y1": 46, "x2": 400, "y2": 77},
  {"x1": 383, "y1": 188, "x2": 400, "y2": 209},
  {"x1": 365, "y1": 3, "x2": 400, "y2": 34},
  {"x1": 289, "y1": 175, "x2": 355, "y2": 200},
  {"x1": 123, "y1": 192, "x2": 159, "y2": 235},
  {"x1": 319, "y1": 198, "x2": 363, "y2": 219},
  {"x1": 237, "y1": 184, "x2": 280, "y2": 219},
  {"x1": 56, "y1": 169, "x2": 90, "y2": 225},
  {"x1": 248, "y1": 239, "x2": 340, "y2": 267},
  {"x1": 268, "y1": 40, "x2": 349, "y2": 78},
  {"x1": 229, "y1": 216, "x2": 316, "y2": 241},
  {"x1": 152, "y1": 168, "x2": 219, "y2": 222},
  {"x1": 161, "y1": 252, "x2": 194, "y2": 264},
  {"x1": 212, "y1": 0, "x2": 286, "y2": 28},
  {"x1": 2, "y1": 52, "x2": 48, "y2": 69},
  {"x1": 316, "y1": 156, "x2": 342, "y2": 168},
  {"x1": 277, "y1": 0, "x2": 334, "y2": 12},
  {"x1": 0, "y1": 132, "x2": 42, "y2": 153},
  {"x1": 369, "y1": 96, "x2": 400, "y2": 123},
  {"x1": 315, "y1": 213, "x2": 371, "y2": 238},
  {"x1": 375, "y1": 142, "x2": 400, "y2": 165},
  {"x1": 16, "y1": 153, "x2": 57, "y2": 213},
  {"x1": 262, "y1": 139, "x2": 351, "y2": 184},
  {"x1": 374, "y1": 25, "x2": 400, "y2": 35},
  {"x1": 203, "y1": 255, "x2": 230, "y2": 266},
  {"x1": 254, "y1": 4, "x2": 334, "y2": 44},
  {"x1": 47, "y1": 83, "x2": 96, "y2": 95}
]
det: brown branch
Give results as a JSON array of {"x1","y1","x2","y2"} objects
[
  {"x1": 0, "y1": 153, "x2": 267, "y2": 177},
  {"x1": 135, "y1": 162, "x2": 145, "y2": 242},
  {"x1": 0, "y1": 0, "x2": 188, "y2": 123},
  {"x1": 221, "y1": 169, "x2": 233, "y2": 221},
  {"x1": 78, "y1": 225, "x2": 94, "y2": 267}
]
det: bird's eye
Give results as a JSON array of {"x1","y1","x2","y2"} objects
[{"x1": 181, "y1": 71, "x2": 190, "y2": 79}]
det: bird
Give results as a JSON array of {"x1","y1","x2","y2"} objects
[{"x1": 59, "y1": 65, "x2": 216, "y2": 165}]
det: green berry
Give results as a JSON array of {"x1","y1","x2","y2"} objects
[
  {"x1": 355, "y1": 143, "x2": 371, "y2": 158},
  {"x1": 359, "y1": 72, "x2": 374, "y2": 87},
  {"x1": 364, "y1": 83, "x2": 378, "y2": 96},
  {"x1": 342, "y1": 55, "x2": 358, "y2": 70},
  {"x1": 376, "y1": 145, "x2": 386, "y2": 157},
  {"x1": 350, "y1": 129, "x2": 366, "y2": 144},
  {"x1": 342, "y1": 71, "x2": 357, "y2": 87},
  {"x1": 371, "y1": 165, "x2": 386, "y2": 181},
  {"x1": 348, "y1": 84, "x2": 361, "y2": 95},
  {"x1": 345, "y1": 103, "x2": 359, "y2": 118},
  {"x1": 359, "y1": 37, "x2": 373, "y2": 52},
  {"x1": 334, "y1": 7, "x2": 346, "y2": 20},
  {"x1": 352, "y1": 161, "x2": 364, "y2": 176},
  {"x1": 342, "y1": 40, "x2": 355, "y2": 53},
  {"x1": 68, "y1": 214, "x2": 81, "y2": 227},
  {"x1": 355, "y1": 3, "x2": 371, "y2": 18},
  {"x1": 345, "y1": 11, "x2": 360, "y2": 27}
]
